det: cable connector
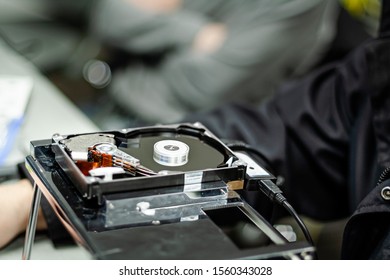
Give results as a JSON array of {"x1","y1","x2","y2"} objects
[{"x1": 259, "y1": 179, "x2": 286, "y2": 205}]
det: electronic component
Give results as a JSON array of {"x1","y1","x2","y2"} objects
[
  {"x1": 49, "y1": 123, "x2": 246, "y2": 204},
  {"x1": 25, "y1": 123, "x2": 315, "y2": 260}
]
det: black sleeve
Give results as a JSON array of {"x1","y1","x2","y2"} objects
[
  {"x1": 184, "y1": 38, "x2": 376, "y2": 221},
  {"x1": 368, "y1": 2, "x2": 390, "y2": 168}
]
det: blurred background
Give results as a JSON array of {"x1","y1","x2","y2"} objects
[
  {"x1": 0, "y1": 0, "x2": 380, "y2": 131},
  {"x1": 0, "y1": 0, "x2": 383, "y2": 260}
]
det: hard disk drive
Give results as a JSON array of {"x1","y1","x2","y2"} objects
[{"x1": 24, "y1": 123, "x2": 315, "y2": 259}]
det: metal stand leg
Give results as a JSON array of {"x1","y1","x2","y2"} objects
[{"x1": 22, "y1": 182, "x2": 42, "y2": 260}]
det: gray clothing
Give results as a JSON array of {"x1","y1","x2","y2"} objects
[{"x1": 90, "y1": 0, "x2": 339, "y2": 123}]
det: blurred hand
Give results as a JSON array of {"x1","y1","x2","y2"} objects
[
  {"x1": 193, "y1": 23, "x2": 227, "y2": 54},
  {"x1": 0, "y1": 179, "x2": 47, "y2": 249},
  {"x1": 125, "y1": 0, "x2": 226, "y2": 54},
  {"x1": 126, "y1": 0, "x2": 182, "y2": 13}
]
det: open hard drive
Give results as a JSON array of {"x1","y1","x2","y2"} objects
[
  {"x1": 49, "y1": 122, "x2": 247, "y2": 205},
  {"x1": 25, "y1": 123, "x2": 315, "y2": 259}
]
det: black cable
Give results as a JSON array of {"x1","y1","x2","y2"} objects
[
  {"x1": 258, "y1": 179, "x2": 316, "y2": 257},
  {"x1": 226, "y1": 141, "x2": 316, "y2": 256},
  {"x1": 259, "y1": 179, "x2": 314, "y2": 246},
  {"x1": 280, "y1": 198, "x2": 315, "y2": 247}
]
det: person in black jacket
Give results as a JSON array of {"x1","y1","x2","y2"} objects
[
  {"x1": 1, "y1": 0, "x2": 389, "y2": 260},
  {"x1": 184, "y1": 0, "x2": 390, "y2": 259}
]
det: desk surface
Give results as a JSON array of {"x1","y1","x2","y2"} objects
[
  {"x1": 0, "y1": 40, "x2": 98, "y2": 167},
  {"x1": 0, "y1": 39, "x2": 98, "y2": 259}
]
